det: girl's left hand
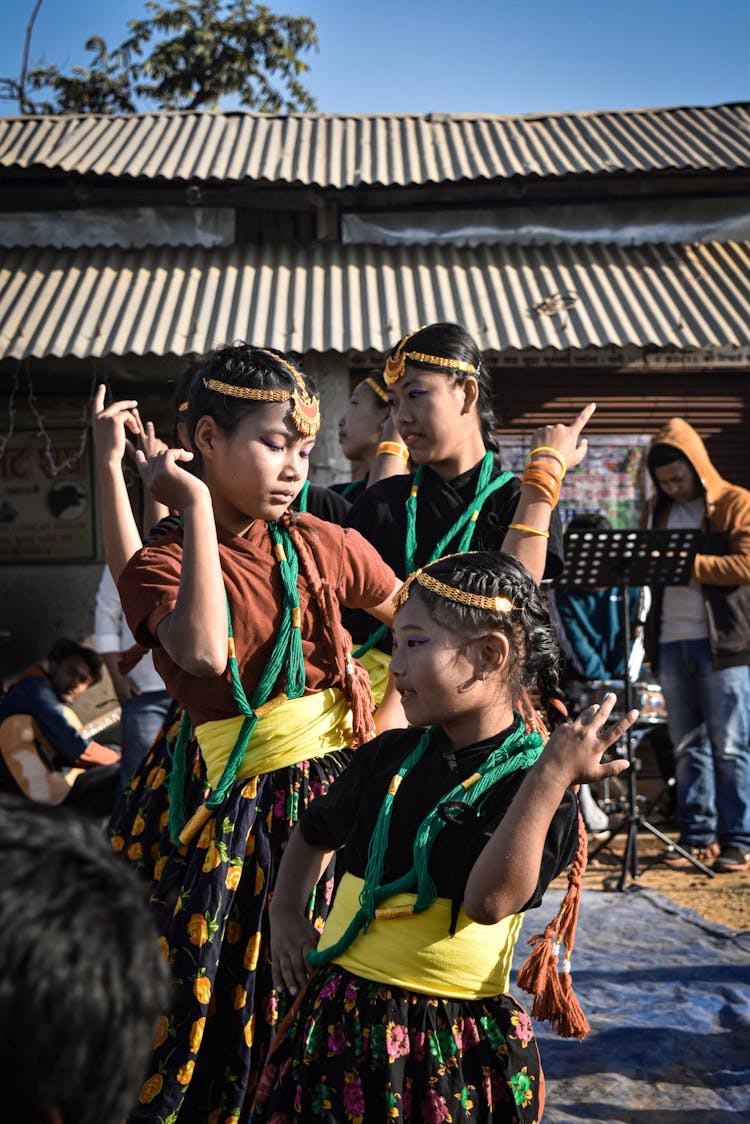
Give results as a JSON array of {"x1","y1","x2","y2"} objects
[
  {"x1": 529, "y1": 402, "x2": 596, "y2": 473},
  {"x1": 270, "y1": 908, "x2": 321, "y2": 996},
  {"x1": 539, "y1": 693, "x2": 636, "y2": 790},
  {"x1": 135, "y1": 447, "x2": 205, "y2": 511}
]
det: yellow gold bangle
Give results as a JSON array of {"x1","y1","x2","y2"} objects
[
  {"x1": 527, "y1": 446, "x2": 567, "y2": 478},
  {"x1": 377, "y1": 440, "x2": 409, "y2": 465},
  {"x1": 509, "y1": 522, "x2": 550, "y2": 538}
]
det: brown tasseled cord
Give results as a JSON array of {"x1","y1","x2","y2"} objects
[
  {"x1": 515, "y1": 687, "x2": 590, "y2": 1039},
  {"x1": 250, "y1": 982, "x2": 310, "y2": 1111},
  {"x1": 284, "y1": 515, "x2": 375, "y2": 746},
  {"x1": 517, "y1": 807, "x2": 591, "y2": 1040}
]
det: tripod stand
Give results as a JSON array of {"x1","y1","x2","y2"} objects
[{"x1": 557, "y1": 527, "x2": 715, "y2": 890}]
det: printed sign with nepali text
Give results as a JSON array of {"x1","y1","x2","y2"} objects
[{"x1": 498, "y1": 434, "x2": 652, "y2": 529}]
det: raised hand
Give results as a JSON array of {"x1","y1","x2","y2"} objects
[
  {"x1": 528, "y1": 402, "x2": 596, "y2": 474},
  {"x1": 138, "y1": 420, "x2": 170, "y2": 459},
  {"x1": 135, "y1": 447, "x2": 206, "y2": 512},
  {"x1": 91, "y1": 384, "x2": 143, "y2": 466},
  {"x1": 541, "y1": 693, "x2": 636, "y2": 790}
]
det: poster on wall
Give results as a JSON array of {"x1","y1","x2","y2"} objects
[
  {"x1": 497, "y1": 434, "x2": 653, "y2": 529},
  {"x1": 0, "y1": 428, "x2": 96, "y2": 562}
]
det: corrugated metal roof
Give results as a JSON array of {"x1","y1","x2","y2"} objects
[
  {"x1": 1, "y1": 241, "x2": 748, "y2": 360},
  {"x1": 1, "y1": 103, "x2": 748, "y2": 187}
]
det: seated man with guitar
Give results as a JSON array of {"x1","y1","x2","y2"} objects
[{"x1": 0, "y1": 639, "x2": 120, "y2": 817}]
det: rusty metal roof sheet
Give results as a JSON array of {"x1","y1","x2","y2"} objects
[
  {"x1": 1, "y1": 103, "x2": 748, "y2": 187},
  {"x1": 1, "y1": 241, "x2": 748, "y2": 360}
]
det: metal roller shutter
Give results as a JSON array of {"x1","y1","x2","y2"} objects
[{"x1": 490, "y1": 367, "x2": 750, "y2": 489}]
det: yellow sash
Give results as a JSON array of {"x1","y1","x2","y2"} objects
[
  {"x1": 195, "y1": 687, "x2": 355, "y2": 792},
  {"x1": 317, "y1": 873, "x2": 523, "y2": 1000},
  {"x1": 358, "y1": 647, "x2": 391, "y2": 707}
]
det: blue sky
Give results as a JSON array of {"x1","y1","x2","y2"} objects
[{"x1": 1, "y1": 0, "x2": 748, "y2": 115}]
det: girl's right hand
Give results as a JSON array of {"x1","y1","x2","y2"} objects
[
  {"x1": 539, "y1": 693, "x2": 636, "y2": 791},
  {"x1": 529, "y1": 402, "x2": 596, "y2": 473},
  {"x1": 135, "y1": 447, "x2": 206, "y2": 511},
  {"x1": 270, "y1": 907, "x2": 321, "y2": 996},
  {"x1": 91, "y1": 384, "x2": 142, "y2": 464}
]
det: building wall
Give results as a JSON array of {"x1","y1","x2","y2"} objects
[
  {"x1": 0, "y1": 355, "x2": 352, "y2": 679},
  {"x1": 0, "y1": 561, "x2": 104, "y2": 681}
]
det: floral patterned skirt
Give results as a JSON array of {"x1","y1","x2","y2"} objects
[
  {"x1": 110, "y1": 713, "x2": 351, "y2": 1124},
  {"x1": 252, "y1": 965, "x2": 544, "y2": 1124}
]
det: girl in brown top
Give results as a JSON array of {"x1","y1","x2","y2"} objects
[{"x1": 115, "y1": 344, "x2": 400, "y2": 1124}]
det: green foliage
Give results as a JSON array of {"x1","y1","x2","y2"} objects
[{"x1": 21, "y1": 0, "x2": 318, "y2": 114}]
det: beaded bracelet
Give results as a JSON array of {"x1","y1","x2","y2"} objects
[
  {"x1": 509, "y1": 523, "x2": 550, "y2": 538},
  {"x1": 527, "y1": 445, "x2": 567, "y2": 478},
  {"x1": 377, "y1": 440, "x2": 410, "y2": 465}
]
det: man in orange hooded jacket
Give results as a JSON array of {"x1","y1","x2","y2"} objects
[{"x1": 644, "y1": 418, "x2": 750, "y2": 873}]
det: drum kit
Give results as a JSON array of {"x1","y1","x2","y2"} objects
[
  {"x1": 571, "y1": 678, "x2": 667, "y2": 728},
  {"x1": 566, "y1": 676, "x2": 671, "y2": 818}
]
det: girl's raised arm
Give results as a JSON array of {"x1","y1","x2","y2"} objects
[
  {"x1": 91, "y1": 384, "x2": 145, "y2": 581},
  {"x1": 502, "y1": 403, "x2": 595, "y2": 584},
  {"x1": 136, "y1": 448, "x2": 228, "y2": 677},
  {"x1": 463, "y1": 695, "x2": 634, "y2": 924}
]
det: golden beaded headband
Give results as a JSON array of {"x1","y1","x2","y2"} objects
[
  {"x1": 202, "y1": 351, "x2": 320, "y2": 437},
  {"x1": 392, "y1": 567, "x2": 516, "y2": 615},
  {"x1": 355, "y1": 376, "x2": 389, "y2": 403},
  {"x1": 384, "y1": 329, "x2": 479, "y2": 386}
]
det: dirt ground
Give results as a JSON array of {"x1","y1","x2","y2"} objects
[{"x1": 553, "y1": 806, "x2": 750, "y2": 933}]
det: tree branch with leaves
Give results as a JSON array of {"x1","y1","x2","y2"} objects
[{"x1": 1, "y1": 0, "x2": 318, "y2": 115}]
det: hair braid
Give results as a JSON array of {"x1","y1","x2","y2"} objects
[{"x1": 282, "y1": 514, "x2": 375, "y2": 744}]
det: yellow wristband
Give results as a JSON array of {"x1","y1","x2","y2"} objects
[
  {"x1": 527, "y1": 446, "x2": 567, "y2": 478},
  {"x1": 508, "y1": 522, "x2": 550, "y2": 538},
  {"x1": 377, "y1": 441, "x2": 409, "y2": 465}
]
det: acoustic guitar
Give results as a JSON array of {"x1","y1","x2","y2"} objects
[{"x1": 0, "y1": 705, "x2": 121, "y2": 805}]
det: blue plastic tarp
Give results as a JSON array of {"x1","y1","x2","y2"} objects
[{"x1": 514, "y1": 887, "x2": 750, "y2": 1123}]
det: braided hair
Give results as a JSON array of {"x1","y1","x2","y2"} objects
[
  {"x1": 185, "y1": 343, "x2": 318, "y2": 473},
  {"x1": 388, "y1": 322, "x2": 499, "y2": 451},
  {"x1": 404, "y1": 551, "x2": 566, "y2": 729}
]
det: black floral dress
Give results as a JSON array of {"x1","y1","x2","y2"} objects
[
  {"x1": 111, "y1": 715, "x2": 351, "y2": 1124},
  {"x1": 251, "y1": 724, "x2": 578, "y2": 1124}
]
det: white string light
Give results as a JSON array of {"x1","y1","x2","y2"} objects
[
  {"x1": 0, "y1": 363, "x2": 21, "y2": 459},
  {"x1": 21, "y1": 361, "x2": 103, "y2": 478}
]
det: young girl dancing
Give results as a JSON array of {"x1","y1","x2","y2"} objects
[
  {"x1": 333, "y1": 372, "x2": 408, "y2": 501},
  {"x1": 115, "y1": 344, "x2": 400, "y2": 1124},
  {"x1": 258, "y1": 551, "x2": 634, "y2": 1123},
  {"x1": 345, "y1": 321, "x2": 593, "y2": 711}
]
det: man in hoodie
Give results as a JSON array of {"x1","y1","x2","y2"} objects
[{"x1": 644, "y1": 417, "x2": 750, "y2": 873}]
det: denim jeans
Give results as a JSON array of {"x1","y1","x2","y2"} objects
[
  {"x1": 120, "y1": 689, "x2": 173, "y2": 789},
  {"x1": 659, "y1": 639, "x2": 750, "y2": 848}
]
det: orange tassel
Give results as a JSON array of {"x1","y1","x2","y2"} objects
[{"x1": 518, "y1": 809, "x2": 590, "y2": 1040}]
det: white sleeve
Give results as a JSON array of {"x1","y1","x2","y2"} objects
[{"x1": 92, "y1": 566, "x2": 125, "y2": 653}]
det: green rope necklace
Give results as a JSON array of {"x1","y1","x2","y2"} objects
[
  {"x1": 337, "y1": 478, "x2": 360, "y2": 499},
  {"x1": 353, "y1": 451, "x2": 513, "y2": 658},
  {"x1": 167, "y1": 519, "x2": 306, "y2": 842},
  {"x1": 307, "y1": 718, "x2": 544, "y2": 967},
  {"x1": 296, "y1": 480, "x2": 310, "y2": 512}
]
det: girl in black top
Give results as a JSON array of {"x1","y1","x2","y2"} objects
[
  {"x1": 332, "y1": 372, "x2": 408, "y2": 502},
  {"x1": 344, "y1": 323, "x2": 593, "y2": 703},
  {"x1": 259, "y1": 552, "x2": 635, "y2": 1124}
]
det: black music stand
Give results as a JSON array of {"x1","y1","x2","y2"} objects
[{"x1": 557, "y1": 527, "x2": 716, "y2": 890}]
